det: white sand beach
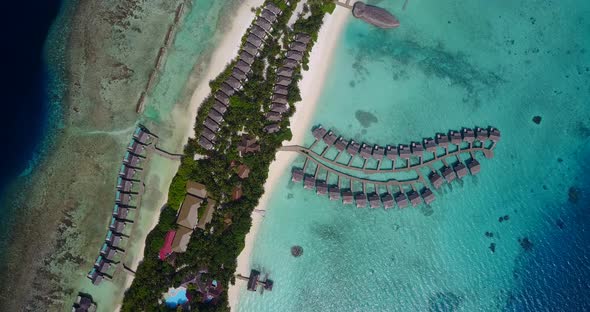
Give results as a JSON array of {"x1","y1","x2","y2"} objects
[
  {"x1": 227, "y1": 7, "x2": 350, "y2": 311},
  {"x1": 178, "y1": 0, "x2": 265, "y2": 141},
  {"x1": 114, "y1": 1, "x2": 264, "y2": 311}
]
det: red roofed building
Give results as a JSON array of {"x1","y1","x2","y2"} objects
[{"x1": 159, "y1": 230, "x2": 176, "y2": 260}]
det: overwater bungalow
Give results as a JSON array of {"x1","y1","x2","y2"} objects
[
  {"x1": 113, "y1": 205, "x2": 129, "y2": 220},
  {"x1": 348, "y1": 141, "x2": 360, "y2": 156},
  {"x1": 294, "y1": 33, "x2": 311, "y2": 45},
  {"x1": 273, "y1": 84, "x2": 289, "y2": 95},
  {"x1": 453, "y1": 162, "x2": 468, "y2": 179},
  {"x1": 115, "y1": 191, "x2": 132, "y2": 206},
  {"x1": 303, "y1": 176, "x2": 316, "y2": 189},
  {"x1": 423, "y1": 138, "x2": 437, "y2": 153},
  {"x1": 232, "y1": 67, "x2": 247, "y2": 81},
  {"x1": 100, "y1": 244, "x2": 117, "y2": 261},
  {"x1": 429, "y1": 171, "x2": 444, "y2": 189},
  {"x1": 276, "y1": 75, "x2": 293, "y2": 86},
  {"x1": 334, "y1": 137, "x2": 348, "y2": 152},
  {"x1": 368, "y1": 193, "x2": 381, "y2": 208},
  {"x1": 109, "y1": 218, "x2": 125, "y2": 234},
  {"x1": 208, "y1": 109, "x2": 224, "y2": 124},
  {"x1": 489, "y1": 127, "x2": 501, "y2": 142},
  {"x1": 312, "y1": 126, "x2": 327, "y2": 139},
  {"x1": 408, "y1": 191, "x2": 422, "y2": 206},
  {"x1": 323, "y1": 131, "x2": 338, "y2": 146},
  {"x1": 395, "y1": 193, "x2": 409, "y2": 208},
  {"x1": 355, "y1": 193, "x2": 367, "y2": 208},
  {"x1": 235, "y1": 60, "x2": 252, "y2": 75},
  {"x1": 133, "y1": 127, "x2": 150, "y2": 144},
  {"x1": 199, "y1": 136, "x2": 214, "y2": 150},
  {"x1": 373, "y1": 145, "x2": 385, "y2": 160},
  {"x1": 127, "y1": 140, "x2": 145, "y2": 155},
  {"x1": 352, "y1": 2, "x2": 400, "y2": 29},
  {"x1": 386, "y1": 145, "x2": 397, "y2": 160},
  {"x1": 270, "y1": 103, "x2": 289, "y2": 114},
  {"x1": 449, "y1": 130, "x2": 462, "y2": 145},
  {"x1": 201, "y1": 127, "x2": 217, "y2": 142},
  {"x1": 329, "y1": 187, "x2": 341, "y2": 200},
  {"x1": 265, "y1": 111, "x2": 282, "y2": 122},
  {"x1": 247, "y1": 270, "x2": 261, "y2": 292},
  {"x1": 283, "y1": 58, "x2": 299, "y2": 68},
  {"x1": 226, "y1": 76, "x2": 242, "y2": 90},
  {"x1": 462, "y1": 128, "x2": 475, "y2": 143},
  {"x1": 342, "y1": 190, "x2": 354, "y2": 205},
  {"x1": 105, "y1": 231, "x2": 121, "y2": 248},
  {"x1": 215, "y1": 91, "x2": 230, "y2": 106},
  {"x1": 411, "y1": 141, "x2": 424, "y2": 158},
  {"x1": 382, "y1": 193, "x2": 394, "y2": 209},
  {"x1": 316, "y1": 181, "x2": 328, "y2": 195},
  {"x1": 220, "y1": 83, "x2": 235, "y2": 97},
  {"x1": 286, "y1": 50, "x2": 303, "y2": 62},
  {"x1": 239, "y1": 51, "x2": 255, "y2": 65},
  {"x1": 398, "y1": 144, "x2": 411, "y2": 160},
  {"x1": 421, "y1": 188, "x2": 435, "y2": 204},
  {"x1": 246, "y1": 33, "x2": 263, "y2": 47},
  {"x1": 290, "y1": 41, "x2": 307, "y2": 52},
  {"x1": 87, "y1": 268, "x2": 103, "y2": 285},
  {"x1": 360, "y1": 143, "x2": 372, "y2": 159},
  {"x1": 204, "y1": 118, "x2": 220, "y2": 132},
  {"x1": 265, "y1": 2, "x2": 282, "y2": 16},
  {"x1": 123, "y1": 152, "x2": 141, "y2": 168},
  {"x1": 255, "y1": 17, "x2": 273, "y2": 32},
  {"x1": 119, "y1": 165, "x2": 136, "y2": 180},
  {"x1": 117, "y1": 177, "x2": 133, "y2": 193},
  {"x1": 264, "y1": 124, "x2": 280, "y2": 133},
  {"x1": 467, "y1": 158, "x2": 481, "y2": 175},
  {"x1": 441, "y1": 166, "x2": 456, "y2": 183},
  {"x1": 292, "y1": 169, "x2": 304, "y2": 182},
  {"x1": 260, "y1": 9, "x2": 277, "y2": 23},
  {"x1": 272, "y1": 94, "x2": 288, "y2": 105},
  {"x1": 277, "y1": 66, "x2": 294, "y2": 78},
  {"x1": 475, "y1": 127, "x2": 488, "y2": 141},
  {"x1": 435, "y1": 133, "x2": 450, "y2": 147}
]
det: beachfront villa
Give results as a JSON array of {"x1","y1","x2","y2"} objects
[{"x1": 72, "y1": 293, "x2": 97, "y2": 312}]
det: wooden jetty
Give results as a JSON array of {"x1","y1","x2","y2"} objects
[
  {"x1": 282, "y1": 125, "x2": 500, "y2": 209},
  {"x1": 236, "y1": 270, "x2": 274, "y2": 292}
]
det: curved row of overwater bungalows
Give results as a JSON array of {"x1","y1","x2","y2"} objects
[
  {"x1": 292, "y1": 167, "x2": 435, "y2": 209},
  {"x1": 312, "y1": 125, "x2": 499, "y2": 165},
  {"x1": 198, "y1": 2, "x2": 283, "y2": 150},
  {"x1": 263, "y1": 32, "x2": 312, "y2": 134},
  {"x1": 88, "y1": 127, "x2": 152, "y2": 285}
]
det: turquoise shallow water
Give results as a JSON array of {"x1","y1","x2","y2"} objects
[{"x1": 239, "y1": 0, "x2": 590, "y2": 311}]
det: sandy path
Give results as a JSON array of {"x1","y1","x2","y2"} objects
[{"x1": 227, "y1": 7, "x2": 350, "y2": 311}]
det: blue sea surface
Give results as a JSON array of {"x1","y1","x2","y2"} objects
[
  {"x1": 239, "y1": 0, "x2": 590, "y2": 311},
  {"x1": 0, "y1": 0, "x2": 65, "y2": 254}
]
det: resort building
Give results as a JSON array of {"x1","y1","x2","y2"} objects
[
  {"x1": 232, "y1": 186, "x2": 243, "y2": 200},
  {"x1": 360, "y1": 144, "x2": 372, "y2": 159},
  {"x1": 395, "y1": 193, "x2": 408, "y2": 208},
  {"x1": 429, "y1": 171, "x2": 444, "y2": 189},
  {"x1": 286, "y1": 51, "x2": 303, "y2": 62},
  {"x1": 117, "y1": 177, "x2": 133, "y2": 193},
  {"x1": 277, "y1": 67, "x2": 294, "y2": 78},
  {"x1": 178, "y1": 195, "x2": 202, "y2": 229},
  {"x1": 127, "y1": 140, "x2": 145, "y2": 155},
  {"x1": 304, "y1": 176, "x2": 316, "y2": 189},
  {"x1": 453, "y1": 162, "x2": 468, "y2": 179},
  {"x1": 475, "y1": 127, "x2": 488, "y2": 141},
  {"x1": 265, "y1": 2, "x2": 282, "y2": 16},
  {"x1": 237, "y1": 135, "x2": 260, "y2": 155},
  {"x1": 72, "y1": 293, "x2": 97, "y2": 312},
  {"x1": 323, "y1": 131, "x2": 338, "y2": 146},
  {"x1": 159, "y1": 230, "x2": 176, "y2": 260},
  {"x1": 276, "y1": 76, "x2": 292, "y2": 86},
  {"x1": 450, "y1": 130, "x2": 462, "y2": 145},
  {"x1": 270, "y1": 103, "x2": 289, "y2": 114},
  {"x1": 113, "y1": 204, "x2": 130, "y2": 220},
  {"x1": 410, "y1": 142, "x2": 424, "y2": 158},
  {"x1": 462, "y1": 128, "x2": 475, "y2": 143},
  {"x1": 352, "y1": 2, "x2": 400, "y2": 29},
  {"x1": 232, "y1": 67, "x2": 247, "y2": 81},
  {"x1": 239, "y1": 51, "x2": 255, "y2": 65},
  {"x1": 87, "y1": 268, "x2": 103, "y2": 286},
  {"x1": 133, "y1": 127, "x2": 151, "y2": 144},
  {"x1": 187, "y1": 181, "x2": 208, "y2": 199},
  {"x1": 251, "y1": 25, "x2": 267, "y2": 40},
  {"x1": 220, "y1": 83, "x2": 235, "y2": 97},
  {"x1": 201, "y1": 127, "x2": 217, "y2": 142},
  {"x1": 255, "y1": 17, "x2": 272, "y2": 32},
  {"x1": 294, "y1": 33, "x2": 311, "y2": 45},
  {"x1": 204, "y1": 118, "x2": 220, "y2": 132},
  {"x1": 199, "y1": 137, "x2": 214, "y2": 151},
  {"x1": 196, "y1": 199, "x2": 217, "y2": 230},
  {"x1": 105, "y1": 230, "x2": 122, "y2": 249},
  {"x1": 398, "y1": 144, "x2": 411, "y2": 160},
  {"x1": 100, "y1": 243, "x2": 117, "y2": 261},
  {"x1": 312, "y1": 126, "x2": 327, "y2": 140},
  {"x1": 436, "y1": 133, "x2": 450, "y2": 148},
  {"x1": 246, "y1": 33, "x2": 263, "y2": 47},
  {"x1": 264, "y1": 124, "x2": 280, "y2": 134},
  {"x1": 266, "y1": 112, "x2": 282, "y2": 122},
  {"x1": 214, "y1": 91, "x2": 230, "y2": 106},
  {"x1": 342, "y1": 190, "x2": 354, "y2": 205},
  {"x1": 226, "y1": 76, "x2": 242, "y2": 90},
  {"x1": 109, "y1": 217, "x2": 125, "y2": 234},
  {"x1": 408, "y1": 191, "x2": 422, "y2": 206},
  {"x1": 119, "y1": 165, "x2": 136, "y2": 180},
  {"x1": 489, "y1": 127, "x2": 501, "y2": 142},
  {"x1": 355, "y1": 193, "x2": 367, "y2": 208},
  {"x1": 468, "y1": 158, "x2": 481, "y2": 175},
  {"x1": 272, "y1": 94, "x2": 288, "y2": 105},
  {"x1": 369, "y1": 193, "x2": 381, "y2": 208},
  {"x1": 421, "y1": 188, "x2": 435, "y2": 204},
  {"x1": 382, "y1": 193, "x2": 394, "y2": 209},
  {"x1": 247, "y1": 270, "x2": 261, "y2": 291},
  {"x1": 441, "y1": 166, "x2": 456, "y2": 183},
  {"x1": 273, "y1": 84, "x2": 289, "y2": 95},
  {"x1": 334, "y1": 138, "x2": 348, "y2": 152},
  {"x1": 208, "y1": 109, "x2": 224, "y2": 124},
  {"x1": 123, "y1": 152, "x2": 141, "y2": 168},
  {"x1": 386, "y1": 145, "x2": 397, "y2": 160},
  {"x1": 373, "y1": 145, "x2": 385, "y2": 160},
  {"x1": 283, "y1": 58, "x2": 298, "y2": 68},
  {"x1": 213, "y1": 101, "x2": 228, "y2": 114},
  {"x1": 316, "y1": 181, "x2": 328, "y2": 195},
  {"x1": 237, "y1": 164, "x2": 250, "y2": 179},
  {"x1": 290, "y1": 41, "x2": 307, "y2": 52},
  {"x1": 291, "y1": 169, "x2": 304, "y2": 182},
  {"x1": 423, "y1": 138, "x2": 437, "y2": 153},
  {"x1": 260, "y1": 9, "x2": 277, "y2": 23},
  {"x1": 329, "y1": 187, "x2": 341, "y2": 200},
  {"x1": 348, "y1": 141, "x2": 360, "y2": 156},
  {"x1": 171, "y1": 226, "x2": 193, "y2": 253},
  {"x1": 235, "y1": 60, "x2": 252, "y2": 75}
]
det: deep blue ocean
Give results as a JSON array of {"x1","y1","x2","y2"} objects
[{"x1": 0, "y1": 1, "x2": 64, "y2": 251}]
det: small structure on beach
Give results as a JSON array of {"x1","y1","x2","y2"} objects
[
  {"x1": 352, "y1": 2, "x2": 400, "y2": 29},
  {"x1": 237, "y1": 135, "x2": 260, "y2": 156},
  {"x1": 237, "y1": 164, "x2": 251, "y2": 179},
  {"x1": 72, "y1": 293, "x2": 97, "y2": 312}
]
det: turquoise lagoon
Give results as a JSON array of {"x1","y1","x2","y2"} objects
[{"x1": 238, "y1": 0, "x2": 590, "y2": 311}]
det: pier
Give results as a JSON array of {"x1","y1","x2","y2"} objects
[
  {"x1": 236, "y1": 270, "x2": 274, "y2": 293},
  {"x1": 282, "y1": 126, "x2": 500, "y2": 209}
]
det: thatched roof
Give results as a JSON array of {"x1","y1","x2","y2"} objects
[
  {"x1": 239, "y1": 51, "x2": 255, "y2": 65},
  {"x1": 355, "y1": 193, "x2": 367, "y2": 208},
  {"x1": 265, "y1": 111, "x2": 282, "y2": 122},
  {"x1": 197, "y1": 199, "x2": 216, "y2": 230},
  {"x1": 291, "y1": 169, "x2": 304, "y2": 182},
  {"x1": 171, "y1": 226, "x2": 193, "y2": 253},
  {"x1": 275, "y1": 75, "x2": 292, "y2": 86},
  {"x1": 408, "y1": 191, "x2": 421, "y2": 206},
  {"x1": 453, "y1": 162, "x2": 468, "y2": 179},
  {"x1": 242, "y1": 42, "x2": 259, "y2": 57},
  {"x1": 235, "y1": 60, "x2": 251, "y2": 74},
  {"x1": 208, "y1": 109, "x2": 224, "y2": 123},
  {"x1": 255, "y1": 17, "x2": 272, "y2": 31},
  {"x1": 220, "y1": 83, "x2": 235, "y2": 97},
  {"x1": 199, "y1": 136, "x2": 214, "y2": 150},
  {"x1": 201, "y1": 127, "x2": 216, "y2": 142},
  {"x1": 395, "y1": 193, "x2": 408, "y2": 208},
  {"x1": 215, "y1": 91, "x2": 230, "y2": 105},
  {"x1": 421, "y1": 188, "x2": 435, "y2": 204},
  {"x1": 251, "y1": 26, "x2": 266, "y2": 40},
  {"x1": 295, "y1": 33, "x2": 311, "y2": 44},
  {"x1": 213, "y1": 101, "x2": 227, "y2": 114},
  {"x1": 260, "y1": 9, "x2": 277, "y2": 23},
  {"x1": 226, "y1": 76, "x2": 242, "y2": 89},
  {"x1": 271, "y1": 94, "x2": 288, "y2": 104},
  {"x1": 178, "y1": 194, "x2": 203, "y2": 229},
  {"x1": 276, "y1": 66, "x2": 293, "y2": 77},
  {"x1": 204, "y1": 118, "x2": 220, "y2": 132},
  {"x1": 246, "y1": 33, "x2": 262, "y2": 47},
  {"x1": 270, "y1": 103, "x2": 288, "y2": 114},
  {"x1": 273, "y1": 84, "x2": 289, "y2": 95},
  {"x1": 286, "y1": 50, "x2": 303, "y2": 62},
  {"x1": 382, "y1": 193, "x2": 394, "y2": 209},
  {"x1": 429, "y1": 171, "x2": 443, "y2": 189},
  {"x1": 312, "y1": 126, "x2": 327, "y2": 139},
  {"x1": 283, "y1": 58, "x2": 298, "y2": 68},
  {"x1": 467, "y1": 158, "x2": 480, "y2": 175},
  {"x1": 347, "y1": 141, "x2": 360, "y2": 156},
  {"x1": 264, "y1": 123, "x2": 280, "y2": 133},
  {"x1": 232, "y1": 67, "x2": 247, "y2": 81},
  {"x1": 265, "y1": 2, "x2": 282, "y2": 15},
  {"x1": 290, "y1": 41, "x2": 307, "y2": 52}
]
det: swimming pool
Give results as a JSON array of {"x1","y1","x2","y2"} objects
[{"x1": 164, "y1": 287, "x2": 188, "y2": 308}]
